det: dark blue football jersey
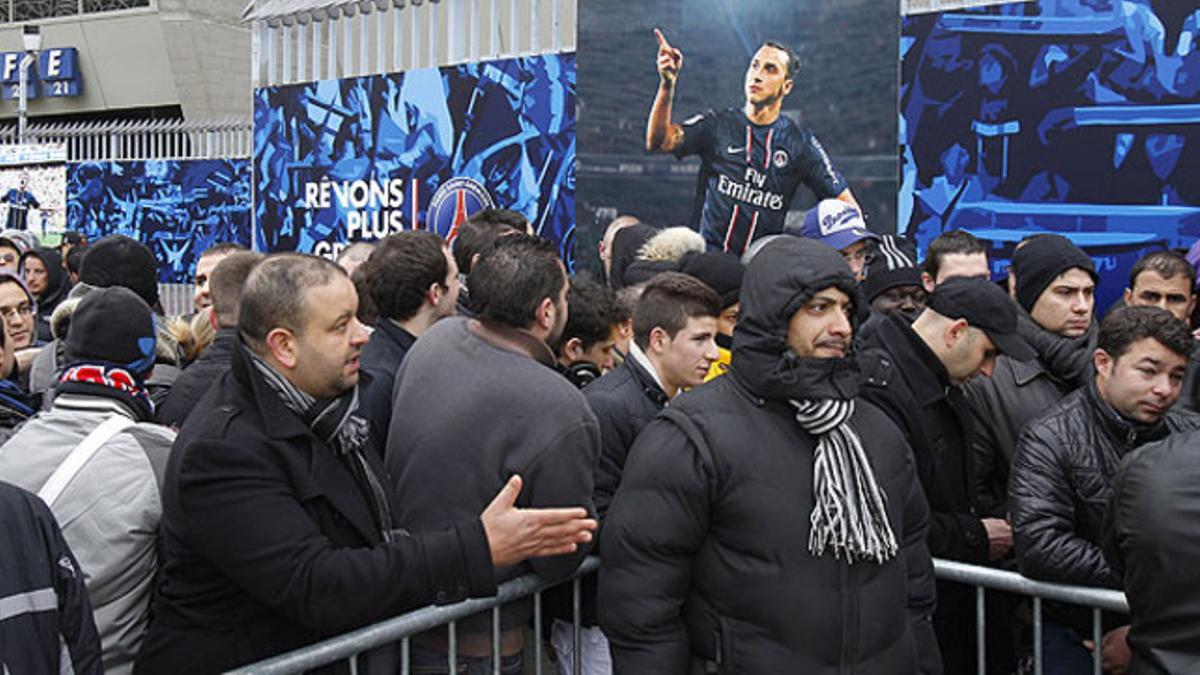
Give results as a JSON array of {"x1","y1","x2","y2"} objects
[{"x1": 674, "y1": 107, "x2": 847, "y2": 254}]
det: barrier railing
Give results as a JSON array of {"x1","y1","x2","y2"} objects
[
  {"x1": 934, "y1": 558, "x2": 1129, "y2": 675},
  {"x1": 228, "y1": 555, "x2": 599, "y2": 675},
  {"x1": 226, "y1": 555, "x2": 1128, "y2": 675}
]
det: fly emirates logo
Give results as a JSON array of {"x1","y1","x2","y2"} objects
[{"x1": 716, "y1": 166, "x2": 785, "y2": 210}]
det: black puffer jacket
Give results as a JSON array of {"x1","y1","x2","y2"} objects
[
  {"x1": 599, "y1": 237, "x2": 940, "y2": 675},
  {"x1": 583, "y1": 351, "x2": 668, "y2": 519},
  {"x1": 1105, "y1": 429, "x2": 1200, "y2": 675},
  {"x1": 1010, "y1": 381, "x2": 1200, "y2": 588},
  {"x1": 963, "y1": 312, "x2": 1095, "y2": 516}
]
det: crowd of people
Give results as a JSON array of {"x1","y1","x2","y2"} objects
[{"x1": 1, "y1": 204, "x2": 1199, "y2": 675}]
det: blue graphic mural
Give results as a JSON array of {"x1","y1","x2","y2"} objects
[
  {"x1": 253, "y1": 53, "x2": 577, "y2": 268},
  {"x1": 900, "y1": 0, "x2": 1200, "y2": 310},
  {"x1": 66, "y1": 159, "x2": 252, "y2": 283}
]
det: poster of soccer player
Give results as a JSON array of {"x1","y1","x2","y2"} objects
[
  {"x1": 575, "y1": 0, "x2": 900, "y2": 274},
  {"x1": 253, "y1": 54, "x2": 577, "y2": 267},
  {"x1": 901, "y1": 0, "x2": 1200, "y2": 311},
  {"x1": 65, "y1": 159, "x2": 252, "y2": 282},
  {"x1": 0, "y1": 164, "x2": 66, "y2": 241}
]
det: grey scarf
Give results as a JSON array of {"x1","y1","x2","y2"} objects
[
  {"x1": 790, "y1": 398, "x2": 897, "y2": 563},
  {"x1": 248, "y1": 350, "x2": 394, "y2": 543}
]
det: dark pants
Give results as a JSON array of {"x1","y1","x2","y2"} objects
[
  {"x1": 935, "y1": 587, "x2": 1019, "y2": 675},
  {"x1": 409, "y1": 646, "x2": 523, "y2": 675},
  {"x1": 1035, "y1": 621, "x2": 1092, "y2": 675}
]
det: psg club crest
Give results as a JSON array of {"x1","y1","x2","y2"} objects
[{"x1": 428, "y1": 177, "x2": 496, "y2": 243}]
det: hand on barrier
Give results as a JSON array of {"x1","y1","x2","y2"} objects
[
  {"x1": 654, "y1": 29, "x2": 682, "y2": 85},
  {"x1": 481, "y1": 474, "x2": 597, "y2": 567},
  {"x1": 1083, "y1": 624, "x2": 1131, "y2": 675}
]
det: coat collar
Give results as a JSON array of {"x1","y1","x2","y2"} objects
[
  {"x1": 623, "y1": 345, "x2": 669, "y2": 407},
  {"x1": 1085, "y1": 377, "x2": 1169, "y2": 452},
  {"x1": 875, "y1": 314, "x2": 951, "y2": 407},
  {"x1": 230, "y1": 337, "x2": 382, "y2": 544},
  {"x1": 467, "y1": 319, "x2": 556, "y2": 367},
  {"x1": 377, "y1": 319, "x2": 417, "y2": 352}
]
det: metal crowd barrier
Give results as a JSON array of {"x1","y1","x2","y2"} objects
[
  {"x1": 934, "y1": 558, "x2": 1130, "y2": 675},
  {"x1": 226, "y1": 555, "x2": 1127, "y2": 675},
  {"x1": 228, "y1": 555, "x2": 600, "y2": 675}
]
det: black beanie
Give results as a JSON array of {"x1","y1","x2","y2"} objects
[
  {"x1": 1013, "y1": 234, "x2": 1097, "y2": 312},
  {"x1": 66, "y1": 286, "x2": 157, "y2": 375},
  {"x1": 608, "y1": 224, "x2": 657, "y2": 289},
  {"x1": 679, "y1": 251, "x2": 745, "y2": 309},
  {"x1": 78, "y1": 235, "x2": 160, "y2": 309},
  {"x1": 863, "y1": 234, "x2": 923, "y2": 302}
]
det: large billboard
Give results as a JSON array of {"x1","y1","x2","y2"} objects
[
  {"x1": 66, "y1": 159, "x2": 252, "y2": 283},
  {"x1": 575, "y1": 0, "x2": 900, "y2": 273},
  {"x1": 253, "y1": 53, "x2": 577, "y2": 267},
  {"x1": 900, "y1": 0, "x2": 1200, "y2": 310}
]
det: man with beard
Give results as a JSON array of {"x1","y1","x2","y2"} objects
[
  {"x1": 646, "y1": 32, "x2": 858, "y2": 254},
  {"x1": 964, "y1": 234, "x2": 1099, "y2": 518},
  {"x1": 385, "y1": 234, "x2": 600, "y2": 672},
  {"x1": 859, "y1": 277, "x2": 1035, "y2": 673},
  {"x1": 1011, "y1": 306, "x2": 1200, "y2": 673},
  {"x1": 600, "y1": 237, "x2": 940, "y2": 674}
]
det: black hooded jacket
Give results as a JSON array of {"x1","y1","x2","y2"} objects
[
  {"x1": 21, "y1": 248, "x2": 68, "y2": 343},
  {"x1": 599, "y1": 237, "x2": 941, "y2": 675}
]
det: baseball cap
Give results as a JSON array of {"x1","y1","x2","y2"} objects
[
  {"x1": 927, "y1": 276, "x2": 1036, "y2": 361},
  {"x1": 796, "y1": 199, "x2": 880, "y2": 252}
]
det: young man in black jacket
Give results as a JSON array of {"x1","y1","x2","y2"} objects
[
  {"x1": 1010, "y1": 305, "x2": 1200, "y2": 674},
  {"x1": 137, "y1": 254, "x2": 596, "y2": 674},
  {"x1": 357, "y1": 231, "x2": 460, "y2": 445},
  {"x1": 964, "y1": 234, "x2": 1099, "y2": 517},
  {"x1": 600, "y1": 236, "x2": 941, "y2": 674},
  {"x1": 859, "y1": 276, "x2": 1035, "y2": 674},
  {"x1": 554, "y1": 277, "x2": 623, "y2": 389}
]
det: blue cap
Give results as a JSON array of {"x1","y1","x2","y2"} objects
[{"x1": 798, "y1": 199, "x2": 879, "y2": 251}]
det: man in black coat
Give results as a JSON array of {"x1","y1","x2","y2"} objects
[
  {"x1": 357, "y1": 231, "x2": 460, "y2": 445},
  {"x1": 859, "y1": 276, "x2": 1035, "y2": 673},
  {"x1": 1010, "y1": 305, "x2": 1200, "y2": 673},
  {"x1": 964, "y1": 234, "x2": 1100, "y2": 517},
  {"x1": 600, "y1": 236, "x2": 941, "y2": 674},
  {"x1": 135, "y1": 254, "x2": 597, "y2": 674},
  {"x1": 158, "y1": 251, "x2": 262, "y2": 428},
  {"x1": 1106, "y1": 427, "x2": 1200, "y2": 674}
]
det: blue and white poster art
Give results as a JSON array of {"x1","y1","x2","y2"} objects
[
  {"x1": 253, "y1": 53, "x2": 577, "y2": 268},
  {"x1": 900, "y1": 0, "x2": 1200, "y2": 310},
  {"x1": 66, "y1": 159, "x2": 252, "y2": 282}
]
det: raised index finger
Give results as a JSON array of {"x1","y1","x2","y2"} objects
[{"x1": 654, "y1": 28, "x2": 671, "y2": 50}]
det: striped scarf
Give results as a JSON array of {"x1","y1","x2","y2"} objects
[
  {"x1": 790, "y1": 398, "x2": 897, "y2": 564},
  {"x1": 247, "y1": 350, "x2": 394, "y2": 543}
]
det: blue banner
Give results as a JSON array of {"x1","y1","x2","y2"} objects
[
  {"x1": 900, "y1": 0, "x2": 1200, "y2": 311},
  {"x1": 66, "y1": 159, "x2": 252, "y2": 283},
  {"x1": 253, "y1": 53, "x2": 577, "y2": 268}
]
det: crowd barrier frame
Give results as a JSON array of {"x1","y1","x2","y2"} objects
[
  {"x1": 228, "y1": 555, "x2": 599, "y2": 675},
  {"x1": 228, "y1": 556, "x2": 1130, "y2": 675}
]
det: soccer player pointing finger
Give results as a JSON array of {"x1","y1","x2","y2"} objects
[{"x1": 646, "y1": 29, "x2": 861, "y2": 255}]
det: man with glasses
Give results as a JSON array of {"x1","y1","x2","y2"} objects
[{"x1": 0, "y1": 270, "x2": 37, "y2": 351}]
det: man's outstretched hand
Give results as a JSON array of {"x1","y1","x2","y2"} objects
[
  {"x1": 654, "y1": 29, "x2": 683, "y2": 85},
  {"x1": 481, "y1": 475, "x2": 597, "y2": 567}
]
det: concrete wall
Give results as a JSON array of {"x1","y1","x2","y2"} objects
[{"x1": 0, "y1": 0, "x2": 249, "y2": 121}]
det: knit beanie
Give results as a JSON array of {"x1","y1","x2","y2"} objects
[
  {"x1": 78, "y1": 235, "x2": 160, "y2": 309},
  {"x1": 1012, "y1": 234, "x2": 1097, "y2": 312},
  {"x1": 65, "y1": 286, "x2": 157, "y2": 375},
  {"x1": 679, "y1": 251, "x2": 745, "y2": 309},
  {"x1": 863, "y1": 234, "x2": 923, "y2": 302}
]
